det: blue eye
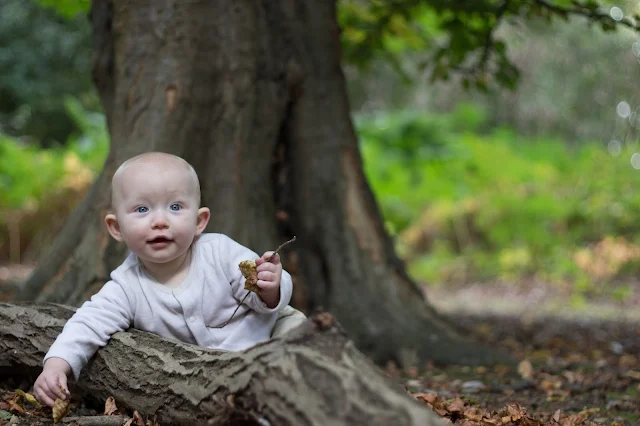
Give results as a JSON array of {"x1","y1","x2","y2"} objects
[
  {"x1": 136, "y1": 206, "x2": 148, "y2": 213},
  {"x1": 170, "y1": 204, "x2": 181, "y2": 211}
]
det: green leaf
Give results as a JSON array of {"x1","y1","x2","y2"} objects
[
  {"x1": 0, "y1": 410, "x2": 12, "y2": 421},
  {"x1": 33, "y1": 0, "x2": 90, "y2": 18}
]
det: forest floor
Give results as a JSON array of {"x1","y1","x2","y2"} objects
[{"x1": 1, "y1": 265, "x2": 639, "y2": 426}]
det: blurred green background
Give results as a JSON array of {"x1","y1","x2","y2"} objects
[{"x1": 2, "y1": 0, "x2": 640, "y2": 310}]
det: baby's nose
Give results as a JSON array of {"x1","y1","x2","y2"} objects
[{"x1": 151, "y1": 212, "x2": 169, "y2": 228}]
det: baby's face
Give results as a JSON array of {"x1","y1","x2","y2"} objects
[{"x1": 110, "y1": 159, "x2": 204, "y2": 266}]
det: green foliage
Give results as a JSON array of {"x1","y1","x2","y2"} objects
[
  {"x1": 0, "y1": 98, "x2": 107, "y2": 213},
  {"x1": 62, "y1": 97, "x2": 110, "y2": 169},
  {"x1": 611, "y1": 284, "x2": 635, "y2": 303},
  {"x1": 0, "y1": 135, "x2": 66, "y2": 211},
  {"x1": 357, "y1": 104, "x2": 640, "y2": 295},
  {"x1": 33, "y1": 0, "x2": 90, "y2": 18},
  {"x1": 338, "y1": 1, "x2": 440, "y2": 81},
  {"x1": 0, "y1": 411, "x2": 12, "y2": 422},
  {"x1": 0, "y1": 0, "x2": 95, "y2": 145},
  {"x1": 0, "y1": 99, "x2": 108, "y2": 262}
]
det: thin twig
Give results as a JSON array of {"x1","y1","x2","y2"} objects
[
  {"x1": 211, "y1": 292, "x2": 252, "y2": 329},
  {"x1": 267, "y1": 236, "x2": 297, "y2": 262},
  {"x1": 532, "y1": 0, "x2": 639, "y2": 31}
]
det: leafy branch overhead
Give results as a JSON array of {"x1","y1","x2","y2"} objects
[
  {"x1": 35, "y1": 0, "x2": 637, "y2": 92},
  {"x1": 339, "y1": 0, "x2": 640, "y2": 90}
]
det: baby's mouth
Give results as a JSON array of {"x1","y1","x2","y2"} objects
[{"x1": 148, "y1": 236, "x2": 172, "y2": 244}]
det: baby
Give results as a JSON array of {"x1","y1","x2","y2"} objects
[{"x1": 34, "y1": 152, "x2": 302, "y2": 407}]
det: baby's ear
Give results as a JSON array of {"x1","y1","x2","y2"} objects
[
  {"x1": 195, "y1": 207, "x2": 210, "y2": 235},
  {"x1": 105, "y1": 214, "x2": 123, "y2": 241}
]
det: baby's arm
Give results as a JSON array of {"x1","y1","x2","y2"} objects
[{"x1": 34, "y1": 280, "x2": 133, "y2": 406}]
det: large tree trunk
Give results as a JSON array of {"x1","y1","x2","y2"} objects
[
  {"x1": 15, "y1": 0, "x2": 512, "y2": 367},
  {"x1": 0, "y1": 302, "x2": 442, "y2": 426}
]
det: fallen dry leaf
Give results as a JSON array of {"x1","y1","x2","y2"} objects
[
  {"x1": 518, "y1": 360, "x2": 534, "y2": 380},
  {"x1": 52, "y1": 397, "x2": 69, "y2": 424},
  {"x1": 446, "y1": 397, "x2": 465, "y2": 414},
  {"x1": 463, "y1": 407, "x2": 484, "y2": 422},
  {"x1": 546, "y1": 389, "x2": 569, "y2": 402},
  {"x1": 576, "y1": 407, "x2": 598, "y2": 417},
  {"x1": 624, "y1": 370, "x2": 640, "y2": 380},
  {"x1": 22, "y1": 392, "x2": 40, "y2": 408},
  {"x1": 14, "y1": 389, "x2": 40, "y2": 408},
  {"x1": 132, "y1": 410, "x2": 145, "y2": 426},
  {"x1": 506, "y1": 403, "x2": 526, "y2": 419},
  {"x1": 414, "y1": 392, "x2": 438, "y2": 404},
  {"x1": 559, "y1": 413, "x2": 587, "y2": 426},
  {"x1": 619, "y1": 354, "x2": 636, "y2": 368},
  {"x1": 104, "y1": 396, "x2": 119, "y2": 415},
  {"x1": 539, "y1": 376, "x2": 562, "y2": 391},
  {"x1": 7, "y1": 398, "x2": 24, "y2": 415}
]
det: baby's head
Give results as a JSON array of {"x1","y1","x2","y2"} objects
[{"x1": 105, "y1": 152, "x2": 210, "y2": 266}]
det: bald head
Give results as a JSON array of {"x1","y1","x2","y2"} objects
[{"x1": 111, "y1": 152, "x2": 201, "y2": 209}]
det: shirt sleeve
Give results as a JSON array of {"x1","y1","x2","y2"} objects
[
  {"x1": 43, "y1": 279, "x2": 133, "y2": 380},
  {"x1": 216, "y1": 234, "x2": 293, "y2": 314}
]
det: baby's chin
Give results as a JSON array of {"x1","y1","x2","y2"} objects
[{"x1": 136, "y1": 250, "x2": 186, "y2": 266}]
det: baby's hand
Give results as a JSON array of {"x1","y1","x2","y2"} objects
[
  {"x1": 254, "y1": 251, "x2": 283, "y2": 308},
  {"x1": 34, "y1": 358, "x2": 71, "y2": 407}
]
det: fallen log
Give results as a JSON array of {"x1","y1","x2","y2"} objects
[
  {"x1": 62, "y1": 416, "x2": 130, "y2": 426},
  {"x1": 0, "y1": 302, "x2": 443, "y2": 426}
]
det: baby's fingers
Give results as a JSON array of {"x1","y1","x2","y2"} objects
[
  {"x1": 38, "y1": 378, "x2": 62, "y2": 407},
  {"x1": 46, "y1": 376, "x2": 67, "y2": 400},
  {"x1": 257, "y1": 270, "x2": 277, "y2": 282},
  {"x1": 267, "y1": 252, "x2": 281, "y2": 264},
  {"x1": 35, "y1": 387, "x2": 55, "y2": 408},
  {"x1": 256, "y1": 251, "x2": 280, "y2": 265},
  {"x1": 57, "y1": 374, "x2": 69, "y2": 398},
  {"x1": 256, "y1": 261, "x2": 278, "y2": 273}
]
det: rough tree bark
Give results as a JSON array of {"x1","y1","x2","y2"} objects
[
  {"x1": 0, "y1": 302, "x2": 443, "y2": 426},
  {"x1": 15, "y1": 0, "x2": 512, "y2": 367}
]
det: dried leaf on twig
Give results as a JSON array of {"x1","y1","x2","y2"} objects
[{"x1": 239, "y1": 260, "x2": 260, "y2": 293}]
